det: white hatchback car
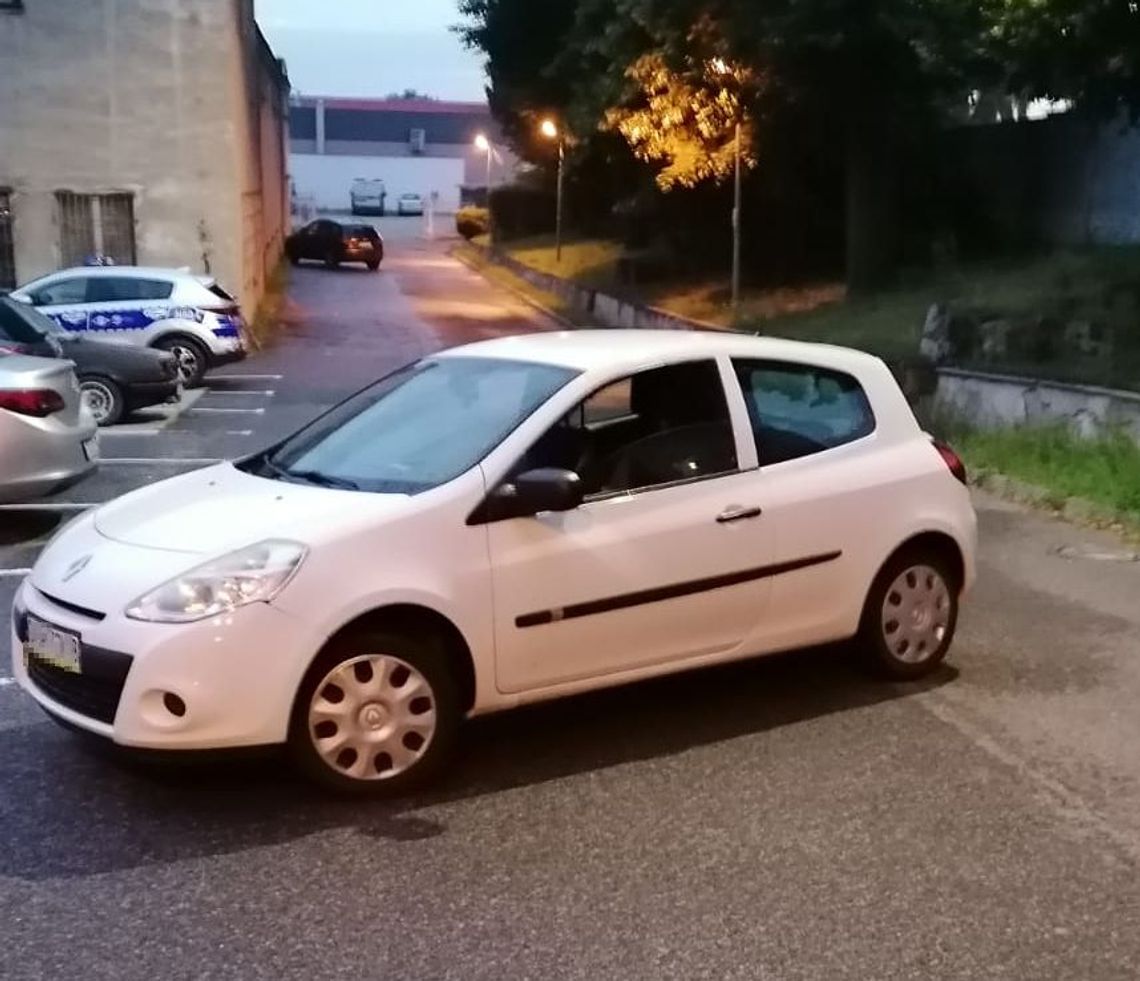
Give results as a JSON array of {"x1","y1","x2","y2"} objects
[
  {"x1": 9, "y1": 266, "x2": 247, "y2": 387},
  {"x1": 12, "y1": 331, "x2": 976, "y2": 794}
]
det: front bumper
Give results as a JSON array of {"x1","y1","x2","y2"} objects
[
  {"x1": 11, "y1": 579, "x2": 311, "y2": 750},
  {"x1": 124, "y1": 378, "x2": 180, "y2": 410}
]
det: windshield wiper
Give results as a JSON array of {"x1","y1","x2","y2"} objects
[
  {"x1": 259, "y1": 454, "x2": 360, "y2": 490},
  {"x1": 287, "y1": 469, "x2": 360, "y2": 491}
]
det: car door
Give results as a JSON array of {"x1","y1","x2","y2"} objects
[
  {"x1": 485, "y1": 357, "x2": 773, "y2": 695},
  {"x1": 729, "y1": 358, "x2": 880, "y2": 654},
  {"x1": 83, "y1": 275, "x2": 174, "y2": 344},
  {"x1": 27, "y1": 275, "x2": 92, "y2": 335},
  {"x1": 296, "y1": 221, "x2": 322, "y2": 260}
]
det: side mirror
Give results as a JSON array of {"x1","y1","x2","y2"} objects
[{"x1": 485, "y1": 467, "x2": 583, "y2": 521}]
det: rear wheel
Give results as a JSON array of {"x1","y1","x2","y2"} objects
[
  {"x1": 857, "y1": 549, "x2": 959, "y2": 680},
  {"x1": 154, "y1": 335, "x2": 208, "y2": 388},
  {"x1": 367, "y1": 259, "x2": 380, "y2": 271},
  {"x1": 289, "y1": 628, "x2": 460, "y2": 796},
  {"x1": 78, "y1": 375, "x2": 125, "y2": 426}
]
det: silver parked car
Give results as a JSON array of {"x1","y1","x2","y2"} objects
[{"x1": 0, "y1": 355, "x2": 98, "y2": 503}]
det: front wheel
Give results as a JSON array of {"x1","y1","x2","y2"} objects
[
  {"x1": 289, "y1": 629, "x2": 460, "y2": 796},
  {"x1": 78, "y1": 375, "x2": 125, "y2": 426},
  {"x1": 154, "y1": 336, "x2": 208, "y2": 388},
  {"x1": 367, "y1": 260, "x2": 380, "y2": 271},
  {"x1": 857, "y1": 550, "x2": 959, "y2": 680}
]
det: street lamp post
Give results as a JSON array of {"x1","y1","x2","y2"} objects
[
  {"x1": 712, "y1": 58, "x2": 743, "y2": 320},
  {"x1": 474, "y1": 132, "x2": 494, "y2": 242},
  {"x1": 540, "y1": 118, "x2": 564, "y2": 263}
]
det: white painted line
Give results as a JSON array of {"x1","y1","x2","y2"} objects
[
  {"x1": 0, "y1": 569, "x2": 32, "y2": 578},
  {"x1": 225, "y1": 430, "x2": 254, "y2": 436},
  {"x1": 212, "y1": 373, "x2": 283, "y2": 381},
  {"x1": 0, "y1": 502, "x2": 96, "y2": 512},
  {"x1": 0, "y1": 678, "x2": 16, "y2": 688},
  {"x1": 187, "y1": 406, "x2": 266, "y2": 415},
  {"x1": 101, "y1": 457, "x2": 221, "y2": 465},
  {"x1": 204, "y1": 389, "x2": 275, "y2": 397},
  {"x1": 100, "y1": 429, "x2": 162, "y2": 437}
]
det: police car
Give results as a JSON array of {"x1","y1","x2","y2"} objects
[{"x1": 9, "y1": 267, "x2": 247, "y2": 387}]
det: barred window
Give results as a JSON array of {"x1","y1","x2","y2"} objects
[{"x1": 55, "y1": 191, "x2": 137, "y2": 268}]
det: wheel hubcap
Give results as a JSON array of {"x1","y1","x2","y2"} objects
[
  {"x1": 80, "y1": 381, "x2": 114, "y2": 423},
  {"x1": 880, "y1": 564, "x2": 952, "y2": 663},
  {"x1": 167, "y1": 345, "x2": 199, "y2": 383},
  {"x1": 308, "y1": 654, "x2": 437, "y2": 781}
]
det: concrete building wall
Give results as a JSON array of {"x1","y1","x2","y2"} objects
[
  {"x1": 290, "y1": 153, "x2": 466, "y2": 213},
  {"x1": 0, "y1": 0, "x2": 287, "y2": 309}
]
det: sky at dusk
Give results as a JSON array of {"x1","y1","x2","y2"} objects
[{"x1": 255, "y1": 0, "x2": 488, "y2": 102}]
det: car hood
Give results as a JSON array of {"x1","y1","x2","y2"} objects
[{"x1": 93, "y1": 463, "x2": 412, "y2": 554}]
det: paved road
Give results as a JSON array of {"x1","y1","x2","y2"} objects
[{"x1": 2, "y1": 227, "x2": 1140, "y2": 980}]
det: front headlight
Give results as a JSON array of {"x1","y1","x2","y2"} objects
[{"x1": 125, "y1": 540, "x2": 307, "y2": 624}]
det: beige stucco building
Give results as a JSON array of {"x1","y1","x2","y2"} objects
[{"x1": 0, "y1": 0, "x2": 289, "y2": 313}]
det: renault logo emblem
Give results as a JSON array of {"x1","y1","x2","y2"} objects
[{"x1": 62, "y1": 555, "x2": 92, "y2": 582}]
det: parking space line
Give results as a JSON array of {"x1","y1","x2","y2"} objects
[
  {"x1": 100, "y1": 429, "x2": 162, "y2": 437},
  {"x1": 101, "y1": 457, "x2": 221, "y2": 465},
  {"x1": 204, "y1": 390, "x2": 275, "y2": 397},
  {"x1": 225, "y1": 430, "x2": 254, "y2": 436},
  {"x1": 187, "y1": 406, "x2": 266, "y2": 415},
  {"x1": 0, "y1": 678, "x2": 16, "y2": 688},
  {"x1": 212, "y1": 373, "x2": 283, "y2": 381},
  {"x1": 0, "y1": 569, "x2": 32, "y2": 577}
]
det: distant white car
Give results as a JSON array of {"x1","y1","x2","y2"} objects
[
  {"x1": 350, "y1": 179, "x2": 387, "y2": 216},
  {"x1": 9, "y1": 266, "x2": 247, "y2": 387},
  {"x1": 12, "y1": 331, "x2": 976, "y2": 796},
  {"x1": 396, "y1": 193, "x2": 424, "y2": 216}
]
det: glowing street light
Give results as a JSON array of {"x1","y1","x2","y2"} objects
[
  {"x1": 473, "y1": 132, "x2": 493, "y2": 195},
  {"x1": 540, "y1": 118, "x2": 565, "y2": 262}
]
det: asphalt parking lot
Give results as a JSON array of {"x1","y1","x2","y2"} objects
[{"x1": 3, "y1": 227, "x2": 1140, "y2": 980}]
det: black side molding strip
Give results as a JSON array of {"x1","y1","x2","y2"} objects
[{"x1": 515, "y1": 551, "x2": 842, "y2": 628}]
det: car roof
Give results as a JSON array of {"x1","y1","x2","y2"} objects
[
  {"x1": 439, "y1": 329, "x2": 886, "y2": 376},
  {"x1": 28, "y1": 266, "x2": 195, "y2": 282}
]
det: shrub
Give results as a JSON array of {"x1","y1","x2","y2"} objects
[
  {"x1": 489, "y1": 186, "x2": 555, "y2": 241},
  {"x1": 455, "y1": 206, "x2": 489, "y2": 241}
]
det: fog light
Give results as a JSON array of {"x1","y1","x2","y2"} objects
[{"x1": 162, "y1": 692, "x2": 187, "y2": 718}]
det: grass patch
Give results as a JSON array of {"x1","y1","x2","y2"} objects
[
  {"x1": 942, "y1": 423, "x2": 1140, "y2": 521},
  {"x1": 491, "y1": 237, "x2": 1140, "y2": 388},
  {"x1": 245, "y1": 259, "x2": 290, "y2": 350},
  {"x1": 453, "y1": 242, "x2": 593, "y2": 327}
]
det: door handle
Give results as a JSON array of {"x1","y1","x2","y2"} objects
[{"x1": 716, "y1": 505, "x2": 763, "y2": 524}]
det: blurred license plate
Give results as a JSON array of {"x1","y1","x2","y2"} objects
[
  {"x1": 82, "y1": 436, "x2": 99, "y2": 461},
  {"x1": 25, "y1": 617, "x2": 82, "y2": 674}
]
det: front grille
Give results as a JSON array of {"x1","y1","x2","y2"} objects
[{"x1": 25, "y1": 644, "x2": 132, "y2": 725}]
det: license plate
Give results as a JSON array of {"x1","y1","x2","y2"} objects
[
  {"x1": 24, "y1": 616, "x2": 82, "y2": 674},
  {"x1": 82, "y1": 436, "x2": 100, "y2": 461}
]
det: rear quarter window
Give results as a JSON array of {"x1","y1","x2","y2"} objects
[{"x1": 733, "y1": 359, "x2": 876, "y2": 466}]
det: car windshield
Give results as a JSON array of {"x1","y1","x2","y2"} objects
[
  {"x1": 0, "y1": 296, "x2": 65, "y2": 340},
  {"x1": 243, "y1": 356, "x2": 578, "y2": 494}
]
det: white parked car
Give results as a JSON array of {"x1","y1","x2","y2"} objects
[
  {"x1": 396, "y1": 193, "x2": 424, "y2": 216},
  {"x1": 11, "y1": 331, "x2": 976, "y2": 795},
  {"x1": 9, "y1": 267, "x2": 247, "y2": 387}
]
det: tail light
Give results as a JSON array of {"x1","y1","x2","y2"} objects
[
  {"x1": 933, "y1": 440, "x2": 968, "y2": 485},
  {"x1": 0, "y1": 389, "x2": 66, "y2": 417}
]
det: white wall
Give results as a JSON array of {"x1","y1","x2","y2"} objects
[{"x1": 289, "y1": 153, "x2": 466, "y2": 213}]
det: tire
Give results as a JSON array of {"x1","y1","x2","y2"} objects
[
  {"x1": 367, "y1": 260, "x2": 380, "y2": 272},
  {"x1": 288, "y1": 250, "x2": 300, "y2": 266},
  {"x1": 288, "y1": 628, "x2": 461, "y2": 797},
  {"x1": 154, "y1": 335, "x2": 209, "y2": 388},
  {"x1": 856, "y1": 548, "x2": 959, "y2": 680},
  {"x1": 78, "y1": 374, "x2": 125, "y2": 426},
  {"x1": 324, "y1": 251, "x2": 340, "y2": 270}
]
